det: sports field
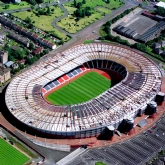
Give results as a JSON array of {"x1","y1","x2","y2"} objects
[
  {"x1": 0, "y1": 138, "x2": 29, "y2": 165},
  {"x1": 46, "y1": 71, "x2": 111, "y2": 105}
]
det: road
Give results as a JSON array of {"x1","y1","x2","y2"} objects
[{"x1": 51, "y1": 3, "x2": 70, "y2": 36}]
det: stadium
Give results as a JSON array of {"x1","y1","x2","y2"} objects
[{"x1": 5, "y1": 43, "x2": 162, "y2": 139}]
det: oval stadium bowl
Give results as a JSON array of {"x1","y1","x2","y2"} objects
[{"x1": 5, "y1": 43, "x2": 162, "y2": 139}]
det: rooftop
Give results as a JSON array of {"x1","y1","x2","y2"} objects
[
  {"x1": 156, "y1": 1, "x2": 165, "y2": 9},
  {"x1": 0, "y1": 66, "x2": 10, "y2": 76}
]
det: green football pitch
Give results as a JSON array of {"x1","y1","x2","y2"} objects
[
  {"x1": 0, "y1": 138, "x2": 29, "y2": 165},
  {"x1": 46, "y1": 71, "x2": 111, "y2": 105}
]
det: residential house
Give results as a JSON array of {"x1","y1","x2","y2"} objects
[
  {"x1": 5, "y1": 61, "x2": 14, "y2": 68},
  {"x1": 161, "y1": 51, "x2": 165, "y2": 57},
  {"x1": 0, "y1": 32, "x2": 6, "y2": 42},
  {"x1": 11, "y1": 63, "x2": 19, "y2": 69},
  {"x1": 160, "y1": 40, "x2": 165, "y2": 47},
  {"x1": 7, "y1": 32, "x2": 29, "y2": 47},
  {"x1": 9, "y1": 0, "x2": 21, "y2": 3},
  {"x1": 39, "y1": 38, "x2": 56, "y2": 49},
  {"x1": 0, "y1": 51, "x2": 8, "y2": 66},
  {"x1": 33, "y1": 47, "x2": 42, "y2": 55},
  {"x1": 17, "y1": 60, "x2": 25, "y2": 65},
  {"x1": 153, "y1": 42, "x2": 161, "y2": 49},
  {"x1": 0, "y1": 16, "x2": 56, "y2": 49},
  {"x1": 152, "y1": 159, "x2": 164, "y2": 165},
  {"x1": 154, "y1": 48, "x2": 163, "y2": 54},
  {"x1": 0, "y1": 66, "x2": 10, "y2": 84}
]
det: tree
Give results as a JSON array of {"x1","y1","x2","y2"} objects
[
  {"x1": 31, "y1": 5, "x2": 34, "y2": 10},
  {"x1": 8, "y1": 55, "x2": 15, "y2": 61},
  {"x1": 13, "y1": 49, "x2": 25, "y2": 60},
  {"x1": 25, "y1": 16, "x2": 32, "y2": 24},
  {"x1": 18, "y1": 63, "x2": 24, "y2": 69},
  {"x1": 157, "y1": 7, "x2": 165, "y2": 17},
  {"x1": 82, "y1": 0, "x2": 86, "y2": 4},
  {"x1": 51, "y1": 8, "x2": 54, "y2": 12},
  {"x1": 29, "y1": 0, "x2": 37, "y2": 5},
  {"x1": 43, "y1": 49, "x2": 49, "y2": 55},
  {"x1": 53, "y1": 4, "x2": 58, "y2": 8},
  {"x1": 59, "y1": 40, "x2": 64, "y2": 45},
  {"x1": 36, "y1": 0, "x2": 44, "y2": 3},
  {"x1": 73, "y1": 0, "x2": 77, "y2": 7},
  {"x1": 106, "y1": 0, "x2": 110, "y2": 3},
  {"x1": 4, "y1": 5, "x2": 9, "y2": 9},
  {"x1": 29, "y1": 43, "x2": 35, "y2": 50},
  {"x1": 38, "y1": 9, "x2": 45, "y2": 15},
  {"x1": 76, "y1": 2, "x2": 82, "y2": 9},
  {"x1": 46, "y1": 6, "x2": 51, "y2": 15},
  {"x1": 27, "y1": 23, "x2": 33, "y2": 29},
  {"x1": 26, "y1": 58, "x2": 34, "y2": 65}
]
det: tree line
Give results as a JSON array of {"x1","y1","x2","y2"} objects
[
  {"x1": 72, "y1": 0, "x2": 92, "y2": 19},
  {"x1": 26, "y1": 0, "x2": 44, "y2": 6}
]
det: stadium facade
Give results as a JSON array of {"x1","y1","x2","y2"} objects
[{"x1": 5, "y1": 43, "x2": 162, "y2": 139}]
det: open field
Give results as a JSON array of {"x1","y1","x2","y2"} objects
[
  {"x1": 0, "y1": 1, "x2": 30, "y2": 11},
  {"x1": 0, "y1": 138, "x2": 29, "y2": 165},
  {"x1": 57, "y1": 0, "x2": 123, "y2": 33},
  {"x1": 56, "y1": 8, "x2": 103, "y2": 33},
  {"x1": 46, "y1": 71, "x2": 111, "y2": 105},
  {"x1": 65, "y1": 0, "x2": 122, "y2": 10},
  {"x1": 0, "y1": 0, "x2": 56, "y2": 11},
  {"x1": 83, "y1": 39, "x2": 94, "y2": 44},
  {"x1": 12, "y1": 7, "x2": 68, "y2": 41},
  {"x1": 95, "y1": 162, "x2": 107, "y2": 165},
  {"x1": 8, "y1": 137, "x2": 37, "y2": 158},
  {"x1": 96, "y1": 7, "x2": 112, "y2": 14}
]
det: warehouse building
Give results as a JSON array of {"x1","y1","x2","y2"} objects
[
  {"x1": 138, "y1": 21, "x2": 165, "y2": 43},
  {"x1": 113, "y1": 25, "x2": 138, "y2": 39}
]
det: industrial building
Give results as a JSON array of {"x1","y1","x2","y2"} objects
[
  {"x1": 113, "y1": 25, "x2": 138, "y2": 39},
  {"x1": 138, "y1": 21, "x2": 165, "y2": 43}
]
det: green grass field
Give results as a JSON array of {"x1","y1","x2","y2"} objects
[
  {"x1": 57, "y1": 0, "x2": 123, "y2": 33},
  {"x1": 95, "y1": 162, "x2": 107, "y2": 165},
  {"x1": 96, "y1": 7, "x2": 111, "y2": 14},
  {"x1": 0, "y1": 138, "x2": 29, "y2": 165},
  {"x1": 83, "y1": 39, "x2": 94, "y2": 44},
  {"x1": 12, "y1": 6, "x2": 68, "y2": 41},
  {"x1": 46, "y1": 71, "x2": 111, "y2": 105}
]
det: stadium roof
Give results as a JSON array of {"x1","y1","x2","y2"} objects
[
  {"x1": 5, "y1": 43, "x2": 162, "y2": 137},
  {"x1": 156, "y1": 1, "x2": 165, "y2": 8}
]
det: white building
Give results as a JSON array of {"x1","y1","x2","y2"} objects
[
  {"x1": 15, "y1": 0, "x2": 21, "y2": 3},
  {"x1": 156, "y1": 1, "x2": 165, "y2": 9}
]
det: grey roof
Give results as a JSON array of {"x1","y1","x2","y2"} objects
[
  {"x1": 161, "y1": 51, "x2": 165, "y2": 56},
  {"x1": 5, "y1": 61, "x2": 14, "y2": 67},
  {"x1": 153, "y1": 42, "x2": 161, "y2": 48},
  {"x1": 160, "y1": 40, "x2": 165, "y2": 46},
  {"x1": 154, "y1": 48, "x2": 163, "y2": 54},
  {"x1": 138, "y1": 21, "x2": 165, "y2": 42}
]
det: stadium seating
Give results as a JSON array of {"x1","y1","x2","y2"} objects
[{"x1": 5, "y1": 43, "x2": 162, "y2": 138}]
